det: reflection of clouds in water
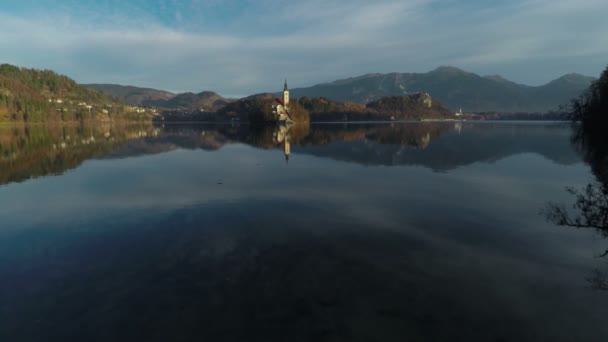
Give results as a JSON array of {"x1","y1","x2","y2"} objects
[
  {"x1": 7, "y1": 197, "x2": 605, "y2": 340},
  {"x1": 1, "y1": 125, "x2": 608, "y2": 340},
  {"x1": 0, "y1": 146, "x2": 591, "y2": 245},
  {"x1": 0, "y1": 147, "x2": 596, "y2": 277},
  {"x1": 0, "y1": 131, "x2": 599, "y2": 263},
  {"x1": 0, "y1": 122, "x2": 582, "y2": 191}
]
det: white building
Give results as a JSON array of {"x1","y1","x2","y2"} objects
[
  {"x1": 272, "y1": 80, "x2": 295, "y2": 123},
  {"x1": 283, "y1": 79, "x2": 289, "y2": 107}
]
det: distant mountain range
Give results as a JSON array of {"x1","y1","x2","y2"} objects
[
  {"x1": 289, "y1": 66, "x2": 596, "y2": 113},
  {"x1": 85, "y1": 84, "x2": 231, "y2": 111},
  {"x1": 2, "y1": 63, "x2": 594, "y2": 123},
  {"x1": 85, "y1": 66, "x2": 596, "y2": 114},
  {"x1": 148, "y1": 91, "x2": 232, "y2": 111},
  {"x1": 84, "y1": 84, "x2": 175, "y2": 106}
]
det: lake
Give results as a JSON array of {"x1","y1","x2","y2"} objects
[{"x1": 0, "y1": 122, "x2": 606, "y2": 341}]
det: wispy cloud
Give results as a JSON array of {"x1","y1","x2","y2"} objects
[{"x1": 0, "y1": 0, "x2": 606, "y2": 95}]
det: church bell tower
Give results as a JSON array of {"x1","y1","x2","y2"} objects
[{"x1": 283, "y1": 79, "x2": 289, "y2": 107}]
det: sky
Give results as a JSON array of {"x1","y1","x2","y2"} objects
[{"x1": 1, "y1": 0, "x2": 607, "y2": 96}]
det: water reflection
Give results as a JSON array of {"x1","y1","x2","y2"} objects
[
  {"x1": 544, "y1": 181, "x2": 608, "y2": 290},
  {"x1": 1, "y1": 121, "x2": 606, "y2": 341},
  {"x1": 0, "y1": 123, "x2": 156, "y2": 185},
  {"x1": 273, "y1": 124, "x2": 292, "y2": 162},
  {"x1": 0, "y1": 122, "x2": 579, "y2": 186}
]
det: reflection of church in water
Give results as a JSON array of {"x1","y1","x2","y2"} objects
[
  {"x1": 273, "y1": 124, "x2": 291, "y2": 163},
  {"x1": 272, "y1": 80, "x2": 294, "y2": 163}
]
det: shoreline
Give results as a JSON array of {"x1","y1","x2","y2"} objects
[{"x1": 0, "y1": 118, "x2": 572, "y2": 127}]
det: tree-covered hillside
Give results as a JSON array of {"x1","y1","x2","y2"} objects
[
  {"x1": 149, "y1": 91, "x2": 231, "y2": 111},
  {"x1": 300, "y1": 93, "x2": 453, "y2": 121},
  {"x1": 0, "y1": 64, "x2": 151, "y2": 123},
  {"x1": 366, "y1": 93, "x2": 453, "y2": 120},
  {"x1": 84, "y1": 84, "x2": 175, "y2": 106}
]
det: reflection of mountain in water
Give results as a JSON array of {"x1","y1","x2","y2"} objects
[
  {"x1": 0, "y1": 122, "x2": 580, "y2": 186},
  {"x1": 295, "y1": 123, "x2": 579, "y2": 170},
  {"x1": 148, "y1": 123, "x2": 579, "y2": 170},
  {"x1": 0, "y1": 124, "x2": 157, "y2": 185}
]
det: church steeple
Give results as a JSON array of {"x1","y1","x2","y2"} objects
[{"x1": 283, "y1": 79, "x2": 289, "y2": 106}]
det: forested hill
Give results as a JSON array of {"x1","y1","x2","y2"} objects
[
  {"x1": 84, "y1": 84, "x2": 234, "y2": 112},
  {"x1": 84, "y1": 84, "x2": 175, "y2": 106},
  {"x1": 0, "y1": 64, "x2": 150, "y2": 123},
  {"x1": 147, "y1": 91, "x2": 231, "y2": 111},
  {"x1": 289, "y1": 66, "x2": 595, "y2": 113},
  {"x1": 300, "y1": 93, "x2": 453, "y2": 121}
]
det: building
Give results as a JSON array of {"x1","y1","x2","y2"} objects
[
  {"x1": 273, "y1": 124, "x2": 291, "y2": 163},
  {"x1": 283, "y1": 79, "x2": 289, "y2": 107},
  {"x1": 272, "y1": 79, "x2": 295, "y2": 123}
]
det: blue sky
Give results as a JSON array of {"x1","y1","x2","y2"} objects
[{"x1": 1, "y1": 0, "x2": 607, "y2": 96}]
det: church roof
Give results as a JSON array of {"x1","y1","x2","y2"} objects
[{"x1": 284, "y1": 79, "x2": 288, "y2": 91}]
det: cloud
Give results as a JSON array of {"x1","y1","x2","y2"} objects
[{"x1": 0, "y1": 0, "x2": 606, "y2": 94}]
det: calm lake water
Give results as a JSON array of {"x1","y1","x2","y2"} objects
[{"x1": 0, "y1": 122, "x2": 606, "y2": 341}]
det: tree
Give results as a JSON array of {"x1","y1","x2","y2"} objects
[
  {"x1": 544, "y1": 65, "x2": 608, "y2": 291},
  {"x1": 571, "y1": 65, "x2": 608, "y2": 183},
  {"x1": 0, "y1": 64, "x2": 148, "y2": 123}
]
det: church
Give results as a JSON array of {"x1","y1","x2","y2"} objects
[{"x1": 272, "y1": 80, "x2": 295, "y2": 123}]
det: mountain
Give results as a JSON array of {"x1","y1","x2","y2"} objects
[
  {"x1": 85, "y1": 84, "x2": 232, "y2": 111},
  {"x1": 531, "y1": 73, "x2": 597, "y2": 110},
  {"x1": 0, "y1": 64, "x2": 149, "y2": 122},
  {"x1": 289, "y1": 66, "x2": 596, "y2": 113},
  {"x1": 84, "y1": 84, "x2": 174, "y2": 106},
  {"x1": 148, "y1": 91, "x2": 231, "y2": 111}
]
